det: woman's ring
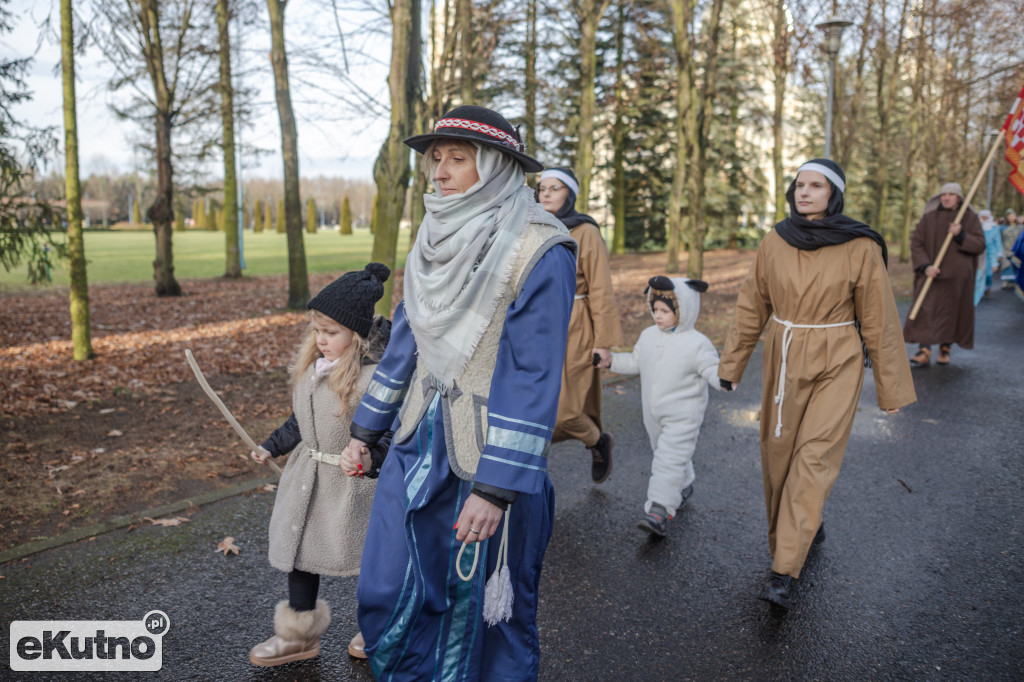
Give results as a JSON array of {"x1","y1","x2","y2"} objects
[{"x1": 470, "y1": 528, "x2": 480, "y2": 534}]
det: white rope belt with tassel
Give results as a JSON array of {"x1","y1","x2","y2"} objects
[
  {"x1": 770, "y1": 313, "x2": 856, "y2": 438},
  {"x1": 308, "y1": 448, "x2": 343, "y2": 466},
  {"x1": 455, "y1": 507, "x2": 513, "y2": 626}
]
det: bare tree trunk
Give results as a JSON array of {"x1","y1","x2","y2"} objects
[
  {"x1": 838, "y1": 0, "x2": 874, "y2": 169},
  {"x1": 575, "y1": 0, "x2": 612, "y2": 213},
  {"x1": 457, "y1": 0, "x2": 473, "y2": 104},
  {"x1": 218, "y1": 0, "x2": 241, "y2": 278},
  {"x1": 685, "y1": 0, "x2": 723, "y2": 279},
  {"x1": 373, "y1": 0, "x2": 422, "y2": 315},
  {"x1": 139, "y1": 0, "x2": 181, "y2": 297},
  {"x1": 412, "y1": 0, "x2": 456, "y2": 248},
  {"x1": 61, "y1": 0, "x2": 92, "y2": 360},
  {"x1": 609, "y1": 0, "x2": 625, "y2": 255},
  {"x1": 524, "y1": 0, "x2": 538, "y2": 160},
  {"x1": 870, "y1": 0, "x2": 910, "y2": 242},
  {"x1": 665, "y1": 0, "x2": 693, "y2": 274},
  {"x1": 151, "y1": 112, "x2": 179, "y2": 295},
  {"x1": 136, "y1": 1, "x2": 182, "y2": 296},
  {"x1": 899, "y1": 1, "x2": 928, "y2": 263},
  {"x1": 267, "y1": 0, "x2": 309, "y2": 309},
  {"x1": 408, "y1": 95, "x2": 428, "y2": 248},
  {"x1": 770, "y1": 0, "x2": 787, "y2": 223}
]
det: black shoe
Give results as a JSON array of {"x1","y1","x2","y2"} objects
[
  {"x1": 812, "y1": 523, "x2": 825, "y2": 548},
  {"x1": 759, "y1": 571, "x2": 796, "y2": 609},
  {"x1": 638, "y1": 503, "x2": 670, "y2": 537},
  {"x1": 589, "y1": 432, "x2": 613, "y2": 483}
]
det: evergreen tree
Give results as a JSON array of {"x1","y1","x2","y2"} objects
[
  {"x1": 205, "y1": 200, "x2": 217, "y2": 231},
  {"x1": 173, "y1": 201, "x2": 185, "y2": 231},
  {"x1": 132, "y1": 200, "x2": 142, "y2": 225},
  {"x1": 615, "y1": 0, "x2": 674, "y2": 251},
  {"x1": 276, "y1": 198, "x2": 285, "y2": 233},
  {"x1": 253, "y1": 198, "x2": 264, "y2": 233},
  {"x1": 340, "y1": 196, "x2": 352, "y2": 235},
  {"x1": 306, "y1": 197, "x2": 316, "y2": 234}
]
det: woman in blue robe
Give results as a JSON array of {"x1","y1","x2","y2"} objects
[{"x1": 340, "y1": 106, "x2": 576, "y2": 681}]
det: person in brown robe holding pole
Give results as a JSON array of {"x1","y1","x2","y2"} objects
[
  {"x1": 719, "y1": 159, "x2": 916, "y2": 610},
  {"x1": 537, "y1": 167, "x2": 624, "y2": 483},
  {"x1": 903, "y1": 182, "x2": 986, "y2": 366}
]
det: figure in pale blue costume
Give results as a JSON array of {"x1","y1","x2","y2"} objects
[
  {"x1": 340, "y1": 105, "x2": 576, "y2": 681},
  {"x1": 974, "y1": 209, "x2": 1003, "y2": 303}
]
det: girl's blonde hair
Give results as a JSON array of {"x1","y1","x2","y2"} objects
[{"x1": 290, "y1": 310, "x2": 371, "y2": 415}]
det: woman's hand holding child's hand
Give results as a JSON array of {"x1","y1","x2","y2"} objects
[
  {"x1": 340, "y1": 438, "x2": 371, "y2": 476},
  {"x1": 719, "y1": 378, "x2": 739, "y2": 391},
  {"x1": 251, "y1": 446, "x2": 272, "y2": 465}
]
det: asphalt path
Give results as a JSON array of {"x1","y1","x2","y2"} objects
[{"x1": 2, "y1": 289, "x2": 1022, "y2": 681}]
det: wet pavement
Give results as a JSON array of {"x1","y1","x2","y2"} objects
[{"x1": 2, "y1": 289, "x2": 1023, "y2": 680}]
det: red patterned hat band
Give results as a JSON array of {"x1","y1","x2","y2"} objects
[{"x1": 433, "y1": 117, "x2": 524, "y2": 153}]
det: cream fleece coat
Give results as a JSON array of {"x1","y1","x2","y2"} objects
[
  {"x1": 609, "y1": 277, "x2": 721, "y2": 515},
  {"x1": 267, "y1": 363, "x2": 377, "y2": 577}
]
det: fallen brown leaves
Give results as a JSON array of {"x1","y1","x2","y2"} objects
[
  {"x1": 0, "y1": 253, "x2": 767, "y2": 419},
  {"x1": 0, "y1": 274, "x2": 346, "y2": 416},
  {"x1": 145, "y1": 516, "x2": 190, "y2": 527},
  {"x1": 5, "y1": 251, "x2": 906, "y2": 553},
  {"x1": 216, "y1": 536, "x2": 240, "y2": 556}
]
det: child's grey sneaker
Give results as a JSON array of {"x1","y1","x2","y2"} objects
[
  {"x1": 679, "y1": 483, "x2": 694, "y2": 510},
  {"x1": 638, "y1": 503, "x2": 670, "y2": 537}
]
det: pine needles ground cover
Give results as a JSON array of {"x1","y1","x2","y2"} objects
[{"x1": 0, "y1": 228, "x2": 412, "y2": 290}]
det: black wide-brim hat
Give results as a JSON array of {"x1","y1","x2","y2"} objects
[{"x1": 404, "y1": 105, "x2": 543, "y2": 173}]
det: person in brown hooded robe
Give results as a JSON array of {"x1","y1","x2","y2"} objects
[
  {"x1": 902, "y1": 182, "x2": 986, "y2": 366},
  {"x1": 537, "y1": 167, "x2": 623, "y2": 484},
  {"x1": 719, "y1": 159, "x2": 916, "y2": 610}
]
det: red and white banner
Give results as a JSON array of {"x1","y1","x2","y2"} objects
[{"x1": 1002, "y1": 83, "x2": 1024, "y2": 195}]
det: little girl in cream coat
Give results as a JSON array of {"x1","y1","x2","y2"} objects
[
  {"x1": 248, "y1": 264, "x2": 391, "y2": 666},
  {"x1": 606, "y1": 276, "x2": 723, "y2": 537}
]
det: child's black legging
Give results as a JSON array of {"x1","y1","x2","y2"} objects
[{"x1": 288, "y1": 569, "x2": 320, "y2": 611}]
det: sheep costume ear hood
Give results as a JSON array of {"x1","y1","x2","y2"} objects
[{"x1": 645, "y1": 275, "x2": 709, "y2": 332}]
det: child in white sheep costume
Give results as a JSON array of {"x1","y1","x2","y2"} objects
[{"x1": 607, "y1": 275, "x2": 723, "y2": 536}]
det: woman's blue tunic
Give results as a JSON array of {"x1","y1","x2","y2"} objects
[{"x1": 352, "y1": 245, "x2": 575, "y2": 681}]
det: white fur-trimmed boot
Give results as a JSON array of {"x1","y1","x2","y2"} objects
[{"x1": 249, "y1": 599, "x2": 330, "y2": 667}]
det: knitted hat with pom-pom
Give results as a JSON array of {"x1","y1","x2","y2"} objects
[{"x1": 308, "y1": 262, "x2": 390, "y2": 338}]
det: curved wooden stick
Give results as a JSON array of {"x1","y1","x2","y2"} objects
[{"x1": 185, "y1": 349, "x2": 283, "y2": 477}]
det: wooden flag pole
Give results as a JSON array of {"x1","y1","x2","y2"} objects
[{"x1": 907, "y1": 128, "x2": 1006, "y2": 320}]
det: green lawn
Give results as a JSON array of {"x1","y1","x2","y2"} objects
[{"x1": 0, "y1": 228, "x2": 413, "y2": 289}]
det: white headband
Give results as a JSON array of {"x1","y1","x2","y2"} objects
[
  {"x1": 539, "y1": 169, "x2": 579, "y2": 196},
  {"x1": 797, "y1": 162, "x2": 845, "y2": 193}
]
